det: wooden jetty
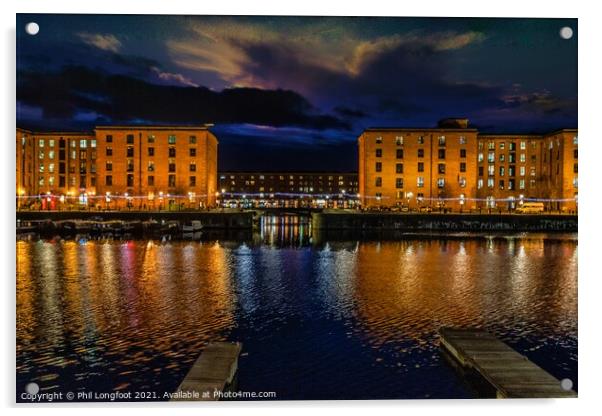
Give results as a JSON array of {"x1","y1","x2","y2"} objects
[
  {"x1": 172, "y1": 342, "x2": 242, "y2": 401},
  {"x1": 439, "y1": 328, "x2": 576, "y2": 398}
]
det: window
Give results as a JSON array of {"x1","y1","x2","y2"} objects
[
  {"x1": 520, "y1": 153, "x2": 526, "y2": 162},
  {"x1": 489, "y1": 142, "x2": 495, "y2": 150},
  {"x1": 168, "y1": 135, "x2": 176, "y2": 144},
  {"x1": 169, "y1": 162, "x2": 176, "y2": 173},
  {"x1": 106, "y1": 161, "x2": 112, "y2": 171},
  {"x1": 39, "y1": 139, "x2": 44, "y2": 148},
  {"x1": 106, "y1": 135, "x2": 113, "y2": 143},
  {"x1": 48, "y1": 163, "x2": 54, "y2": 173},
  {"x1": 189, "y1": 162, "x2": 196, "y2": 172},
  {"x1": 168, "y1": 174, "x2": 176, "y2": 187},
  {"x1": 148, "y1": 175, "x2": 154, "y2": 186},
  {"x1": 375, "y1": 148, "x2": 382, "y2": 157},
  {"x1": 520, "y1": 166, "x2": 526, "y2": 176},
  {"x1": 438, "y1": 163, "x2": 446, "y2": 174},
  {"x1": 396, "y1": 163, "x2": 403, "y2": 174},
  {"x1": 48, "y1": 150, "x2": 55, "y2": 159},
  {"x1": 375, "y1": 136, "x2": 382, "y2": 144},
  {"x1": 478, "y1": 153, "x2": 483, "y2": 162},
  {"x1": 573, "y1": 136, "x2": 578, "y2": 145},
  {"x1": 396, "y1": 149, "x2": 404, "y2": 159},
  {"x1": 573, "y1": 177, "x2": 578, "y2": 188},
  {"x1": 148, "y1": 161, "x2": 155, "y2": 172},
  {"x1": 126, "y1": 146, "x2": 134, "y2": 157},
  {"x1": 127, "y1": 160, "x2": 134, "y2": 172},
  {"x1": 438, "y1": 149, "x2": 446, "y2": 159},
  {"x1": 477, "y1": 179, "x2": 484, "y2": 189},
  {"x1": 460, "y1": 162, "x2": 466, "y2": 172},
  {"x1": 499, "y1": 180, "x2": 505, "y2": 190},
  {"x1": 395, "y1": 136, "x2": 403, "y2": 145},
  {"x1": 417, "y1": 177, "x2": 424, "y2": 188},
  {"x1": 105, "y1": 175, "x2": 112, "y2": 186},
  {"x1": 488, "y1": 165, "x2": 495, "y2": 176},
  {"x1": 375, "y1": 162, "x2": 382, "y2": 172},
  {"x1": 478, "y1": 142, "x2": 484, "y2": 150},
  {"x1": 39, "y1": 163, "x2": 44, "y2": 173},
  {"x1": 39, "y1": 150, "x2": 44, "y2": 159},
  {"x1": 508, "y1": 179, "x2": 515, "y2": 190},
  {"x1": 574, "y1": 163, "x2": 578, "y2": 173},
  {"x1": 574, "y1": 149, "x2": 578, "y2": 159},
  {"x1": 519, "y1": 179, "x2": 525, "y2": 189},
  {"x1": 189, "y1": 176, "x2": 196, "y2": 186},
  {"x1": 106, "y1": 147, "x2": 113, "y2": 156},
  {"x1": 508, "y1": 166, "x2": 516, "y2": 176},
  {"x1": 80, "y1": 161, "x2": 87, "y2": 174},
  {"x1": 126, "y1": 174, "x2": 134, "y2": 187},
  {"x1": 49, "y1": 176, "x2": 55, "y2": 186},
  {"x1": 169, "y1": 147, "x2": 176, "y2": 157},
  {"x1": 80, "y1": 139, "x2": 87, "y2": 148},
  {"x1": 417, "y1": 162, "x2": 424, "y2": 172},
  {"x1": 190, "y1": 148, "x2": 196, "y2": 157},
  {"x1": 396, "y1": 178, "x2": 404, "y2": 189},
  {"x1": 437, "y1": 178, "x2": 445, "y2": 188},
  {"x1": 127, "y1": 134, "x2": 134, "y2": 144},
  {"x1": 520, "y1": 141, "x2": 526, "y2": 150},
  {"x1": 509, "y1": 153, "x2": 516, "y2": 163},
  {"x1": 509, "y1": 142, "x2": 516, "y2": 151},
  {"x1": 189, "y1": 135, "x2": 197, "y2": 144},
  {"x1": 487, "y1": 178, "x2": 494, "y2": 188},
  {"x1": 418, "y1": 149, "x2": 424, "y2": 158},
  {"x1": 375, "y1": 177, "x2": 382, "y2": 187},
  {"x1": 530, "y1": 167, "x2": 536, "y2": 177},
  {"x1": 79, "y1": 150, "x2": 87, "y2": 159},
  {"x1": 488, "y1": 152, "x2": 495, "y2": 163},
  {"x1": 459, "y1": 136, "x2": 467, "y2": 144},
  {"x1": 460, "y1": 149, "x2": 466, "y2": 158},
  {"x1": 148, "y1": 135, "x2": 155, "y2": 143},
  {"x1": 417, "y1": 136, "x2": 424, "y2": 144},
  {"x1": 499, "y1": 154, "x2": 505, "y2": 162},
  {"x1": 459, "y1": 177, "x2": 466, "y2": 188},
  {"x1": 438, "y1": 136, "x2": 446, "y2": 146}
]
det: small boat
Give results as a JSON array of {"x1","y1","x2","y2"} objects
[{"x1": 182, "y1": 220, "x2": 203, "y2": 232}]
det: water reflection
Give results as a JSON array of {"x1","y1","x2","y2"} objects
[{"x1": 16, "y1": 229, "x2": 577, "y2": 400}]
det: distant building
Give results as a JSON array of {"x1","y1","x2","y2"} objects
[
  {"x1": 218, "y1": 171, "x2": 359, "y2": 208},
  {"x1": 16, "y1": 125, "x2": 218, "y2": 209},
  {"x1": 358, "y1": 119, "x2": 577, "y2": 212}
]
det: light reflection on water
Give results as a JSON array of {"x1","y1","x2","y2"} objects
[{"x1": 16, "y1": 225, "x2": 577, "y2": 400}]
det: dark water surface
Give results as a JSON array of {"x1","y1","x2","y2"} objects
[{"x1": 16, "y1": 225, "x2": 577, "y2": 400}]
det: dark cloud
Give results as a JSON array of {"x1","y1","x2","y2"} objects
[
  {"x1": 17, "y1": 65, "x2": 350, "y2": 130},
  {"x1": 333, "y1": 106, "x2": 367, "y2": 118}
]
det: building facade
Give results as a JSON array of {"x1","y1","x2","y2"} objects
[
  {"x1": 16, "y1": 125, "x2": 218, "y2": 209},
  {"x1": 358, "y1": 119, "x2": 577, "y2": 212},
  {"x1": 218, "y1": 172, "x2": 359, "y2": 208}
]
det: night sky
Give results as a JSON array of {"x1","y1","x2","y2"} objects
[{"x1": 16, "y1": 14, "x2": 577, "y2": 171}]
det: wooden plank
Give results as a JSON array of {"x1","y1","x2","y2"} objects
[
  {"x1": 171, "y1": 342, "x2": 242, "y2": 401},
  {"x1": 439, "y1": 327, "x2": 576, "y2": 399}
]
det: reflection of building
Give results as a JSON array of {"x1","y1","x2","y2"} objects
[
  {"x1": 16, "y1": 125, "x2": 218, "y2": 209},
  {"x1": 218, "y1": 172, "x2": 359, "y2": 208},
  {"x1": 358, "y1": 118, "x2": 578, "y2": 211}
]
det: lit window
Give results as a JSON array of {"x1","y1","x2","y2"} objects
[
  {"x1": 80, "y1": 139, "x2": 87, "y2": 148},
  {"x1": 39, "y1": 139, "x2": 44, "y2": 147},
  {"x1": 520, "y1": 153, "x2": 526, "y2": 162},
  {"x1": 573, "y1": 177, "x2": 578, "y2": 188},
  {"x1": 519, "y1": 179, "x2": 525, "y2": 189},
  {"x1": 478, "y1": 153, "x2": 483, "y2": 162},
  {"x1": 488, "y1": 165, "x2": 495, "y2": 176},
  {"x1": 438, "y1": 136, "x2": 446, "y2": 146},
  {"x1": 417, "y1": 177, "x2": 424, "y2": 188},
  {"x1": 520, "y1": 166, "x2": 526, "y2": 176},
  {"x1": 168, "y1": 135, "x2": 176, "y2": 144},
  {"x1": 48, "y1": 150, "x2": 54, "y2": 159},
  {"x1": 487, "y1": 178, "x2": 494, "y2": 188},
  {"x1": 437, "y1": 178, "x2": 445, "y2": 188},
  {"x1": 520, "y1": 141, "x2": 526, "y2": 150},
  {"x1": 90, "y1": 139, "x2": 96, "y2": 148},
  {"x1": 478, "y1": 179, "x2": 484, "y2": 189},
  {"x1": 375, "y1": 136, "x2": 382, "y2": 144},
  {"x1": 459, "y1": 177, "x2": 466, "y2": 188},
  {"x1": 573, "y1": 136, "x2": 578, "y2": 145},
  {"x1": 48, "y1": 163, "x2": 54, "y2": 173},
  {"x1": 395, "y1": 136, "x2": 403, "y2": 145},
  {"x1": 459, "y1": 136, "x2": 467, "y2": 144},
  {"x1": 49, "y1": 140, "x2": 54, "y2": 147}
]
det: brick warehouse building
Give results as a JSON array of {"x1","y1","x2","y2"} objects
[
  {"x1": 358, "y1": 118, "x2": 578, "y2": 212},
  {"x1": 16, "y1": 125, "x2": 218, "y2": 209}
]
